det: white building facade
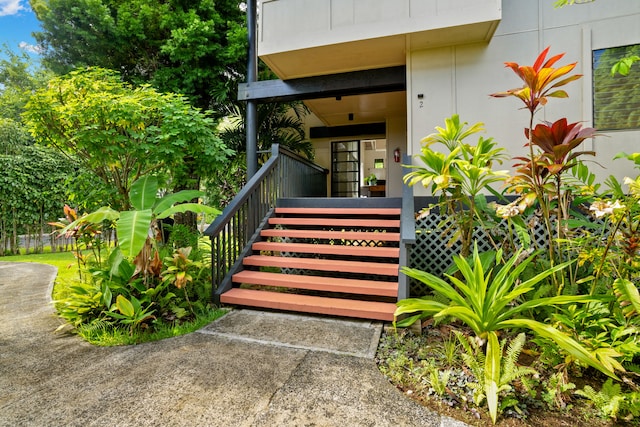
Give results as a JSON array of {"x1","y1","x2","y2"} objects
[{"x1": 258, "y1": 0, "x2": 640, "y2": 197}]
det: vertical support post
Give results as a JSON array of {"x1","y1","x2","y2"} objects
[
  {"x1": 246, "y1": 0, "x2": 258, "y2": 179},
  {"x1": 398, "y1": 154, "x2": 416, "y2": 301}
]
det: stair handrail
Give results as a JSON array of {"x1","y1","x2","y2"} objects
[
  {"x1": 398, "y1": 154, "x2": 416, "y2": 300},
  {"x1": 204, "y1": 144, "x2": 328, "y2": 303}
]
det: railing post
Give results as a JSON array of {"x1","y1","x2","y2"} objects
[
  {"x1": 246, "y1": 0, "x2": 258, "y2": 178},
  {"x1": 398, "y1": 154, "x2": 415, "y2": 301}
]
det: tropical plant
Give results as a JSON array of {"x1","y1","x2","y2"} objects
[
  {"x1": 105, "y1": 294, "x2": 156, "y2": 334},
  {"x1": 490, "y1": 47, "x2": 598, "y2": 295},
  {"x1": 456, "y1": 331, "x2": 536, "y2": 423},
  {"x1": 576, "y1": 379, "x2": 640, "y2": 421},
  {"x1": 49, "y1": 204, "x2": 106, "y2": 278},
  {"x1": 161, "y1": 246, "x2": 205, "y2": 315},
  {"x1": 61, "y1": 175, "x2": 220, "y2": 285},
  {"x1": 404, "y1": 115, "x2": 509, "y2": 256},
  {"x1": 540, "y1": 371, "x2": 576, "y2": 410},
  {"x1": 395, "y1": 244, "x2": 618, "y2": 379},
  {"x1": 427, "y1": 366, "x2": 451, "y2": 397},
  {"x1": 53, "y1": 281, "x2": 107, "y2": 328}
]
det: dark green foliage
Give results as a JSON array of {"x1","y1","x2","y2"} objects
[
  {"x1": 0, "y1": 144, "x2": 78, "y2": 254},
  {"x1": 167, "y1": 223, "x2": 199, "y2": 249},
  {"x1": 31, "y1": 0, "x2": 247, "y2": 112}
]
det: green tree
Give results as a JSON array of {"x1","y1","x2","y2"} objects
[
  {"x1": 0, "y1": 46, "x2": 52, "y2": 122},
  {"x1": 30, "y1": 0, "x2": 247, "y2": 113},
  {"x1": 23, "y1": 67, "x2": 232, "y2": 211},
  {"x1": 0, "y1": 118, "x2": 33, "y2": 155},
  {"x1": 0, "y1": 144, "x2": 77, "y2": 254}
]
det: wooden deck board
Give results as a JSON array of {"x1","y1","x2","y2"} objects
[
  {"x1": 252, "y1": 241, "x2": 400, "y2": 258},
  {"x1": 220, "y1": 288, "x2": 397, "y2": 321},
  {"x1": 233, "y1": 270, "x2": 398, "y2": 297},
  {"x1": 268, "y1": 217, "x2": 400, "y2": 228},
  {"x1": 243, "y1": 255, "x2": 399, "y2": 276},
  {"x1": 275, "y1": 207, "x2": 401, "y2": 216},
  {"x1": 261, "y1": 229, "x2": 400, "y2": 241}
]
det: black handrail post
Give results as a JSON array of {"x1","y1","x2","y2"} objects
[
  {"x1": 399, "y1": 154, "x2": 416, "y2": 301},
  {"x1": 246, "y1": 0, "x2": 258, "y2": 179}
]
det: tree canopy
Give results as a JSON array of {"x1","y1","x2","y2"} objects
[
  {"x1": 0, "y1": 47, "x2": 52, "y2": 122},
  {"x1": 23, "y1": 67, "x2": 232, "y2": 210},
  {"x1": 30, "y1": 0, "x2": 247, "y2": 113}
]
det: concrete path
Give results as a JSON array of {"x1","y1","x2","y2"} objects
[{"x1": 0, "y1": 261, "x2": 467, "y2": 427}]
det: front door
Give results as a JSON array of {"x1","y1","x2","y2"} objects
[{"x1": 331, "y1": 140, "x2": 360, "y2": 197}]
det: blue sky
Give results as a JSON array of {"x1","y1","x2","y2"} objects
[{"x1": 0, "y1": 0, "x2": 42, "y2": 55}]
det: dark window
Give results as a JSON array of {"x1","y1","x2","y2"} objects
[{"x1": 593, "y1": 44, "x2": 640, "y2": 131}]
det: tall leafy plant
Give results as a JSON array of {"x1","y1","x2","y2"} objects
[
  {"x1": 62, "y1": 175, "x2": 220, "y2": 283},
  {"x1": 404, "y1": 115, "x2": 509, "y2": 256},
  {"x1": 490, "y1": 47, "x2": 596, "y2": 293}
]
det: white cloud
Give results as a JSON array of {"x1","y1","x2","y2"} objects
[
  {"x1": 19, "y1": 41, "x2": 42, "y2": 54},
  {"x1": 0, "y1": 0, "x2": 25, "y2": 17}
]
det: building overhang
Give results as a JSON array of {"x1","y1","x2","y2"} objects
[{"x1": 259, "y1": 0, "x2": 502, "y2": 80}]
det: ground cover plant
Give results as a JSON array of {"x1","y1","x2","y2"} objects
[{"x1": 379, "y1": 47, "x2": 640, "y2": 425}]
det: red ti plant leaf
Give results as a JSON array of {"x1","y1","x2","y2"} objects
[
  {"x1": 526, "y1": 118, "x2": 597, "y2": 175},
  {"x1": 490, "y1": 47, "x2": 582, "y2": 114}
]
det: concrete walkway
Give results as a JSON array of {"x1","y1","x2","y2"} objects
[{"x1": 0, "y1": 261, "x2": 467, "y2": 427}]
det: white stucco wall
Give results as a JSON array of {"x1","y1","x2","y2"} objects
[{"x1": 407, "y1": 0, "x2": 640, "y2": 195}]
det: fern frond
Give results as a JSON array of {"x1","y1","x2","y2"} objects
[{"x1": 501, "y1": 333, "x2": 538, "y2": 386}]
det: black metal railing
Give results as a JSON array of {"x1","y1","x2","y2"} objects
[
  {"x1": 398, "y1": 154, "x2": 416, "y2": 300},
  {"x1": 204, "y1": 144, "x2": 328, "y2": 303}
]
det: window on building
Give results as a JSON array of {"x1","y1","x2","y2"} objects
[{"x1": 593, "y1": 44, "x2": 640, "y2": 131}]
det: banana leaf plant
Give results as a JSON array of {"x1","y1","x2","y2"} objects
[{"x1": 62, "y1": 175, "x2": 220, "y2": 282}]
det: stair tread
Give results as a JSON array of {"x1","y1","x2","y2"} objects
[
  {"x1": 275, "y1": 207, "x2": 401, "y2": 216},
  {"x1": 261, "y1": 229, "x2": 400, "y2": 241},
  {"x1": 220, "y1": 288, "x2": 397, "y2": 321},
  {"x1": 269, "y1": 217, "x2": 400, "y2": 228},
  {"x1": 253, "y1": 241, "x2": 400, "y2": 258},
  {"x1": 244, "y1": 255, "x2": 399, "y2": 276},
  {"x1": 233, "y1": 270, "x2": 398, "y2": 297}
]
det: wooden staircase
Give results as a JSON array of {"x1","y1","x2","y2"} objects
[{"x1": 219, "y1": 200, "x2": 401, "y2": 321}]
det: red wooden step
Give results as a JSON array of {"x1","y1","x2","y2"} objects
[
  {"x1": 233, "y1": 270, "x2": 398, "y2": 297},
  {"x1": 220, "y1": 288, "x2": 397, "y2": 321},
  {"x1": 275, "y1": 207, "x2": 401, "y2": 216},
  {"x1": 268, "y1": 217, "x2": 400, "y2": 228},
  {"x1": 244, "y1": 255, "x2": 399, "y2": 276},
  {"x1": 261, "y1": 229, "x2": 400, "y2": 242},
  {"x1": 252, "y1": 241, "x2": 400, "y2": 258}
]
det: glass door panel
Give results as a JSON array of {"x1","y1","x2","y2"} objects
[{"x1": 331, "y1": 140, "x2": 360, "y2": 198}]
